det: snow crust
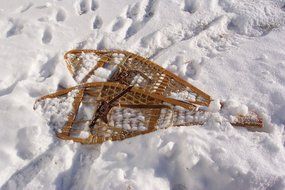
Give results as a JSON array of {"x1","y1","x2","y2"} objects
[{"x1": 0, "y1": 0, "x2": 285, "y2": 189}]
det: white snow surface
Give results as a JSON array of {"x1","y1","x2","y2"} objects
[{"x1": 0, "y1": 0, "x2": 285, "y2": 189}]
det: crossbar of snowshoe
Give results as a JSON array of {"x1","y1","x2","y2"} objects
[
  {"x1": 64, "y1": 49, "x2": 211, "y2": 106},
  {"x1": 36, "y1": 82, "x2": 196, "y2": 110}
]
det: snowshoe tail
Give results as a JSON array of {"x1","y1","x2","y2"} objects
[{"x1": 230, "y1": 112, "x2": 263, "y2": 128}]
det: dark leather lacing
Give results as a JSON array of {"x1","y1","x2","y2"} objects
[{"x1": 89, "y1": 86, "x2": 133, "y2": 128}]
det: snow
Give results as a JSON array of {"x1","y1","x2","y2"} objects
[
  {"x1": 75, "y1": 52, "x2": 100, "y2": 82},
  {"x1": 208, "y1": 99, "x2": 221, "y2": 113},
  {"x1": 0, "y1": 0, "x2": 285, "y2": 189},
  {"x1": 78, "y1": 131, "x2": 91, "y2": 139},
  {"x1": 90, "y1": 67, "x2": 112, "y2": 82},
  {"x1": 169, "y1": 89, "x2": 197, "y2": 102},
  {"x1": 35, "y1": 89, "x2": 79, "y2": 132}
]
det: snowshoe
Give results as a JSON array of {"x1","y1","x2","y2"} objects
[
  {"x1": 34, "y1": 82, "x2": 262, "y2": 144},
  {"x1": 64, "y1": 49, "x2": 211, "y2": 107},
  {"x1": 64, "y1": 49, "x2": 263, "y2": 128}
]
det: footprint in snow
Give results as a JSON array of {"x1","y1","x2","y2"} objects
[
  {"x1": 125, "y1": 0, "x2": 158, "y2": 39},
  {"x1": 56, "y1": 8, "x2": 67, "y2": 22},
  {"x1": 39, "y1": 54, "x2": 59, "y2": 79},
  {"x1": 93, "y1": 15, "x2": 102, "y2": 29},
  {"x1": 111, "y1": 17, "x2": 126, "y2": 32},
  {"x1": 42, "y1": 27, "x2": 52, "y2": 44},
  {"x1": 182, "y1": 0, "x2": 198, "y2": 14},
  {"x1": 19, "y1": 2, "x2": 34, "y2": 13},
  {"x1": 6, "y1": 20, "x2": 24, "y2": 38},
  {"x1": 75, "y1": 0, "x2": 90, "y2": 15},
  {"x1": 75, "y1": 0, "x2": 98, "y2": 15},
  {"x1": 91, "y1": 0, "x2": 98, "y2": 11}
]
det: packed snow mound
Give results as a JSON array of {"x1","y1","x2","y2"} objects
[{"x1": 0, "y1": 0, "x2": 285, "y2": 189}]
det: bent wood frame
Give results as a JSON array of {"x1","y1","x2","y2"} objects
[{"x1": 64, "y1": 49, "x2": 212, "y2": 107}]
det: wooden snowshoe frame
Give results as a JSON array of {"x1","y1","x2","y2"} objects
[
  {"x1": 64, "y1": 49, "x2": 211, "y2": 107},
  {"x1": 35, "y1": 82, "x2": 262, "y2": 144},
  {"x1": 35, "y1": 82, "x2": 201, "y2": 144},
  {"x1": 34, "y1": 49, "x2": 263, "y2": 144}
]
